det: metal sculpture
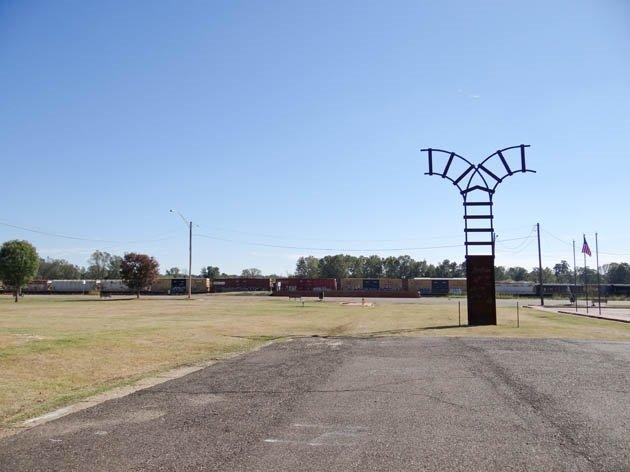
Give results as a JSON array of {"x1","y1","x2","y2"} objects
[{"x1": 421, "y1": 145, "x2": 535, "y2": 325}]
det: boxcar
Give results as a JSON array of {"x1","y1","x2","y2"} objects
[
  {"x1": 275, "y1": 278, "x2": 337, "y2": 292},
  {"x1": 212, "y1": 278, "x2": 271, "y2": 292}
]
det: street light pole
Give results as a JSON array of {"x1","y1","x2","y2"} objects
[
  {"x1": 188, "y1": 220, "x2": 192, "y2": 300},
  {"x1": 170, "y1": 209, "x2": 193, "y2": 300}
]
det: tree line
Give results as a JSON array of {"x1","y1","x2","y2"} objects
[
  {"x1": 0, "y1": 240, "x2": 160, "y2": 301},
  {"x1": 35, "y1": 252, "x2": 267, "y2": 280},
  {"x1": 295, "y1": 255, "x2": 630, "y2": 284}
]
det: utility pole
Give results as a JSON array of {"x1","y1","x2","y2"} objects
[
  {"x1": 573, "y1": 240, "x2": 578, "y2": 312},
  {"x1": 188, "y1": 220, "x2": 193, "y2": 300},
  {"x1": 537, "y1": 223, "x2": 544, "y2": 306},
  {"x1": 170, "y1": 209, "x2": 193, "y2": 300},
  {"x1": 595, "y1": 232, "x2": 601, "y2": 316},
  {"x1": 583, "y1": 233, "x2": 589, "y2": 314}
]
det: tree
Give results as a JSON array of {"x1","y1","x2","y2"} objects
[
  {"x1": 241, "y1": 268, "x2": 262, "y2": 277},
  {"x1": 201, "y1": 266, "x2": 221, "y2": 279},
  {"x1": 529, "y1": 267, "x2": 557, "y2": 283},
  {"x1": 0, "y1": 240, "x2": 39, "y2": 302},
  {"x1": 37, "y1": 257, "x2": 82, "y2": 280},
  {"x1": 363, "y1": 255, "x2": 383, "y2": 278},
  {"x1": 506, "y1": 266, "x2": 528, "y2": 281},
  {"x1": 605, "y1": 263, "x2": 630, "y2": 284},
  {"x1": 318, "y1": 255, "x2": 349, "y2": 279},
  {"x1": 106, "y1": 255, "x2": 123, "y2": 278},
  {"x1": 295, "y1": 256, "x2": 321, "y2": 278},
  {"x1": 120, "y1": 253, "x2": 160, "y2": 298},
  {"x1": 553, "y1": 260, "x2": 572, "y2": 283},
  {"x1": 85, "y1": 251, "x2": 122, "y2": 279},
  {"x1": 165, "y1": 267, "x2": 181, "y2": 277}
]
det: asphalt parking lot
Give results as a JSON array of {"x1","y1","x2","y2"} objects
[{"x1": 1, "y1": 336, "x2": 629, "y2": 471}]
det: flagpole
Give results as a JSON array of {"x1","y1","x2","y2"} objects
[
  {"x1": 596, "y1": 232, "x2": 601, "y2": 317},
  {"x1": 573, "y1": 239, "x2": 578, "y2": 312},
  {"x1": 583, "y1": 234, "x2": 588, "y2": 314}
]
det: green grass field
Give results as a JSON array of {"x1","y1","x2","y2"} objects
[{"x1": 2, "y1": 293, "x2": 630, "y2": 433}]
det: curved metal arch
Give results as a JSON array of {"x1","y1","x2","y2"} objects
[
  {"x1": 477, "y1": 144, "x2": 535, "y2": 193},
  {"x1": 421, "y1": 144, "x2": 534, "y2": 257},
  {"x1": 421, "y1": 148, "x2": 479, "y2": 194}
]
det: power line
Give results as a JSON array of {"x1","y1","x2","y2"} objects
[
  {"x1": 541, "y1": 229, "x2": 573, "y2": 247},
  {"x1": 0, "y1": 221, "x2": 177, "y2": 244},
  {"x1": 194, "y1": 232, "x2": 533, "y2": 252}
]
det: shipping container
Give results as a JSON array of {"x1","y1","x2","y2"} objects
[
  {"x1": 150, "y1": 278, "x2": 172, "y2": 294},
  {"x1": 408, "y1": 278, "x2": 432, "y2": 294},
  {"x1": 340, "y1": 278, "x2": 363, "y2": 291},
  {"x1": 431, "y1": 279, "x2": 449, "y2": 295},
  {"x1": 362, "y1": 279, "x2": 380, "y2": 290},
  {"x1": 275, "y1": 278, "x2": 337, "y2": 292},
  {"x1": 379, "y1": 278, "x2": 403, "y2": 291},
  {"x1": 170, "y1": 278, "x2": 187, "y2": 294},
  {"x1": 212, "y1": 278, "x2": 271, "y2": 292}
]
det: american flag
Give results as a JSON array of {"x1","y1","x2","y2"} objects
[{"x1": 581, "y1": 236, "x2": 592, "y2": 257}]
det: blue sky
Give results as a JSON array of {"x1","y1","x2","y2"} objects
[{"x1": 1, "y1": 0, "x2": 629, "y2": 275}]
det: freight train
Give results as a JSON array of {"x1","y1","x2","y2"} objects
[
  {"x1": 3, "y1": 277, "x2": 629, "y2": 298},
  {"x1": 1, "y1": 278, "x2": 211, "y2": 295}
]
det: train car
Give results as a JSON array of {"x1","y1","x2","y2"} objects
[
  {"x1": 535, "y1": 283, "x2": 583, "y2": 297},
  {"x1": 100, "y1": 279, "x2": 131, "y2": 293},
  {"x1": 150, "y1": 278, "x2": 172, "y2": 294},
  {"x1": 23, "y1": 280, "x2": 51, "y2": 293},
  {"x1": 379, "y1": 278, "x2": 403, "y2": 291},
  {"x1": 608, "y1": 284, "x2": 630, "y2": 296},
  {"x1": 448, "y1": 278, "x2": 466, "y2": 295},
  {"x1": 340, "y1": 278, "x2": 363, "y2": 291},
  {"x1": 362, "y1": 279, "x2": 380, "y2": 290},
  {"x1": 50, "y1": 279, "x2": 98, "y2": 293},
  {"x1": 274, "y1": 278, "x2": 337, "y2": 292},
  {"x1": 149, "y1": 277, "x2": 210, "y2": 294},
  {"x1": 212, "y1": 278, "x2": 272, "y2": 292},
  {"x1": 495, "y1": 282, "x2": 536, "y2": 296},
  {"x1": 408, "y1": 278, "x2": 432, "y2": 295}
]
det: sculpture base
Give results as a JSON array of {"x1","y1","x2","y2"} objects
[{"x1": 466, "y1": 255, "x2": 497, "y2": 325}]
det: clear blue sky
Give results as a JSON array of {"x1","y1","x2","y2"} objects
[{"x1": 1, "y1": 0, "x2": 629, "y2": 275}]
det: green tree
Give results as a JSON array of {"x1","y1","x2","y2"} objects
[
  {"x1": 201, "y1": 266, "x2": 221, "y2": 279},
  {"x1": 120, "y1": 253, "x2": 160, "y2": 298},
  {"x1": 347, "y1": 256, "x2": 365, "y2": 278},
  {"x1": 37, "y1": 257, "x2": 82, "y2": 280},
  {"x1": 106, "y1": 255, "x2": 123, "y2": 278},
  {"x1": 165, "y1": 267, "x2": 181, "y2": 277},
  {"x1": 506, "y1": 266, "x2": 528, "y2": 281},
  {"x1": 85, "y1": 251, "x2": 122, "y2": 279},
  {"x1": 295, "y1": 256, "x2": 321, "y2": 278},
  {"x1": 383, "y1": 256, "x2": 400, "y2": 278},
  {"x1": 553, "y1": 260, "x2": 572, "y2": 283},
  {"x1": 529, "y1": 267, "x2": 557, "y2": 283},
  {"x1": 318, "y1": 255, "x2": 349, "y2": 279},
  {"x1": 0, "y1": 240, "x2": 39, "y2": 302},
  {"x1": 241, "y1": 268, "x2": 263, "y2": 277},
  {"x1": 604, "y1": 263, "x2": 630, "y2": 284},
  {"x1": 363, "y1": 255, "x2": 383, "y2": 278}
]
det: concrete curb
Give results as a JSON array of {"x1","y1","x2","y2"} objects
[{"x1": 527, "y1": 305, "x2": 630, "y2": 323}]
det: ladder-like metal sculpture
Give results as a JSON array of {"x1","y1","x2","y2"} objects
[{"x1": 421, "y1": 145, "x2": 535, "y2": 324}]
